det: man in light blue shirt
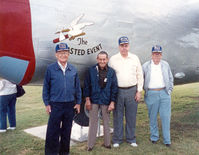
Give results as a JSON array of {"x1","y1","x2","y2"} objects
[{"x1": 142, "y1": 45, "x2": 173, "y2": 147}]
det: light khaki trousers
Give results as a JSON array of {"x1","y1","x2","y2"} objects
[{"x1": 87, "y1": 104, "x2": 110, "y2": 148}]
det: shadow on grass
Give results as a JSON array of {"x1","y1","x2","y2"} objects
[
  {"x1": 171, "y1": 106, "x2": 199, "y2": 142},
  {"x1": 177, "y1": 96, "x2": 199, "y2": 100}
]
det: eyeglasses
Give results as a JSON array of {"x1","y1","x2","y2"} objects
[
  {"x1": 57, "y1": 52, "x2": 69, "y2": 55},
  {"x1": 152, "y1": 53, "x2": 162, "y2": 56}
]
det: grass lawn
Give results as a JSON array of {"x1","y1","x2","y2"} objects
[{"x1": 0, "y1": 83, "x2": 199, "y2": 155}]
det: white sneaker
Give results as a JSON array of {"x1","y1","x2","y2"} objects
[
  {"x1": 130, "y1": 143, "x2": 138, "y2": 147},
  {"x1": 7, "y1": 127, "x2": 16, "y2": 130},
  {"x1": 113, "y1": 143, "x2": 119, "y2": 148},
  {"x1": 0, "y1": 129, "x2": 6, "y2": 133}
]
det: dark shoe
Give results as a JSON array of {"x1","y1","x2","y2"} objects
[
  {"x1": 165, "y1": 144, "x2": 171, "y2": 147},
  {"x1": 59, "y1": 152, "x2": 69, "y2": 155},
  {"x1": 87, "y1": 147, "x2": 93, "y2": 151},
  {"x1": 150, "y1": 139, "x2": 157, "y2": 144},
  {"x1": 102, "y1": 144, "x2": 111, "y2": 149},
  {"x1": 151, "y1": 140, "x2": 157, "y2": 144}
]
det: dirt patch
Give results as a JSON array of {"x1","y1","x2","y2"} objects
[{"x1": 18, "y1": 149, "x2": 32, "y2": 155}]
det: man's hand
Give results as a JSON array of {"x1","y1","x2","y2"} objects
[
  {"x1": 74, "y1": 104, "x2": 80, "y2": 113},
  {"x1": 135, "y1": 91, "x2": 142, "y2": 102},
  {"x1": 85, "y1": 97, "x2": 92, "y2": 111},
  {"x1": 108, "y1": 101, "x2": 115, "y2": 112},
  {"x1": 46, "y1": 105, "x2": 51, "y2": 115}
]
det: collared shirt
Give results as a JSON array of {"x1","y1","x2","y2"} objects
[
  {"x1": 109, "y1": 52, "x2": 143, "y2": 92},
  {"x1": 84, "y1": 64, "x2": 118, "y2": 105},
  {"x1": 42, "y1": 62, "x2": 81, "y2": 106},
  {"x1": 142, "y1": 60, "x2": 174, "y2": 95},
  {"x1": 148, "y1": 61, "x2": 165, "y2": 89},
  {"x1": 57, "y1": 61, "x2": 67, "y2": 75},
  {"x1": 98, "y1": 65, "x2": 108, "y2": 88},
  {"x1": 0, "y1": 79, "x2": 17, "y2": 96}
]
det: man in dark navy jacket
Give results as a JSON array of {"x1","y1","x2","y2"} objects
[
  {"x1": 43, "y1": 43, "x2": 81, "y2": 155},
  {"x1": 84, "y1": 51, "x2": 118, "y2": 151}
]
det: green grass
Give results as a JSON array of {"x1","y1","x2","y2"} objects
[{"x1": 0, "y1": 83, "x2": 199, "y2": 155}]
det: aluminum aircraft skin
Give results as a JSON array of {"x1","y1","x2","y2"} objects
[{"x1": 0, "y1": 0, "x2": 199, "y2": 86}]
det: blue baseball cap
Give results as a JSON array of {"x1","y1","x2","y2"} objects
[
  {"x1": 152, "y1": 45, "x2": 162, "y2": 53},
  {"x1": 118, "y1": 36, "x2": 129, "y2": 45},
  {"x1": 55, "y1": 43, "x2": 69, "y2": 52}
]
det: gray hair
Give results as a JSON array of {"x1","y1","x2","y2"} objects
[{"x1": 97, "y1": 51, "x2": 108, "y2": 58}]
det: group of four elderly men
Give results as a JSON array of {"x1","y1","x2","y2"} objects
[{"x1": 42, "y1": 36, "x2": 173, "y2": 155}]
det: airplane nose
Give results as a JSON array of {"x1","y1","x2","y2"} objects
[
  {"x1": 0, "y1": 56, "x2": 29, "y2": 84},
  {"x1": 0, "y1": 0, "x2": 35, "y2": 85}
]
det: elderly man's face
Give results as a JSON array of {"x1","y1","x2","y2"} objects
[
  {"x1": 55, "y1": 50, "x2": 69, "y2": 64},
  {"x1": 119, "y1": 43, "x2": 129, "y2": 57},
  {"x1": 152, "y1": 52, "x2": 162, "y2": 65},
  {"x1": 97, "y1": 54, "x2": 108, "y2": 69}
]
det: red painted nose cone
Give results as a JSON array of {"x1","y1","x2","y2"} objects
[{"x1": 0, "y1": 0, "x2": 35, "y2": 85}]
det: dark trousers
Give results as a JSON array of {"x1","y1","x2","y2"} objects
[
  {"x1": 45, "y1": 102, "x2": 75, "y2": 155},
  {"x1": 113, "y1": 86, "x2": 138, "y2": 144}
]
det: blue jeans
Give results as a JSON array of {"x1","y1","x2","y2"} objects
[
  {"x1": 145, "y1": 89, "x2": 171, "y2": 144},
  {"x1": 0, "y1": 93, "x2": 17, "y2": 130}
]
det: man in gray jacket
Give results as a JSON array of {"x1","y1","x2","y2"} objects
[{"x1": 142, "y1": 45, "x2": 173, "y2": 147}]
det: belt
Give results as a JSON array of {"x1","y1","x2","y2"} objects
[
  {"x1": 118, "y1": 85, "x2": 135, "y2": 89},
  {"x1": 149, "y1": 87, "x2": 165, "y2": 91}
]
